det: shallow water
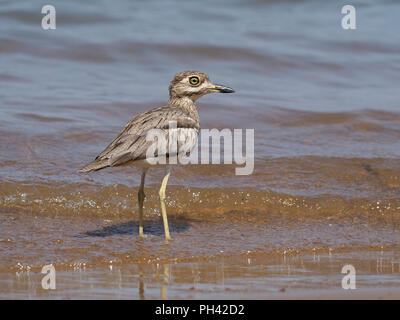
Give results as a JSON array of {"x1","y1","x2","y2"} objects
[
  {"x1": 1, "y1": 0, "x2": 400, "y2": 298},
  {"x1": 2, "y1": 248, "x2": 400, "y2": 299}
]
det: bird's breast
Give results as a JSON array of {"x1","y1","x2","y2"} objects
[{"x1": 167, "y1": 127, "x2": 199, "y2": 155}]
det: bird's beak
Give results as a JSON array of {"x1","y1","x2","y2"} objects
[{"x1": 209, "y1": 84, "x2": 235, "y2": 93}]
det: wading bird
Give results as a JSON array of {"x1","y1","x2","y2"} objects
[{"x1": 79, "y1": 71, "x2": 234, "y2": 240}]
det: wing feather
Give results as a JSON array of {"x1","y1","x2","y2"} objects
[{"x1": 80, "y1": 105, "x2": 199, "y2": 172}]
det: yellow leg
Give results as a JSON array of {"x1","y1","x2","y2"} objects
[
  {"x1": 159, "y1": 168, "x2": 171, "y2": 241},
  {"x1": 138, "y1": 168, "x2": 148, "y2": 238}
]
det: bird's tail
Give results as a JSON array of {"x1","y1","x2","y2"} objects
[{"x1": 78, "y1": 159, "x2": 109, "y2": 173}]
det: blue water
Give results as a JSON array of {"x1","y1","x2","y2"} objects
[{"x1": 1, "y1": 0, "x2": 399, "y2": 114}]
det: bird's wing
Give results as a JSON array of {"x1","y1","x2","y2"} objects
[{"x1": 94, "y1": 106, "x2": 199, "y2": 166}]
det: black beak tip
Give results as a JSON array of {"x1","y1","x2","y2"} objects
[{"x1": 220, "y1": 87, "x2": 235, "y2": 93}]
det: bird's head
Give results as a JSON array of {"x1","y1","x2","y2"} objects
[{"x1": 169, "y1": 71, "x2": 234, "y2": 102}]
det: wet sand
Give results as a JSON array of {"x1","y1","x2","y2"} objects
[
  {"x1": 3, "y1": 257, "x2": 400, "y2": 300},
  {"x1": 1, "y1": 0, "x2": 400, "y2": 299},
  {"x1": 1, "y1": 207, "x2": 400, "y2": 299}
]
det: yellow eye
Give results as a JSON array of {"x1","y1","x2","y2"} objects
[{"x1": 189, "y1": 76, "x2": 200, "y2": 86}]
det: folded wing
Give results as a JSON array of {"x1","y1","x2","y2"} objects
[{"x1": 79, "y1": 105, "x2": 199, "y2": 172}]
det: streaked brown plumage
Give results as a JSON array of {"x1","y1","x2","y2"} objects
[
  {"x1": 79, "y1": 105, "x2": 200, "y2": 172},
  {"x1": 79, "y1": 71, "x2": 234, "y2": 240}
]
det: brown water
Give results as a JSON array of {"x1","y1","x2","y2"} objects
[{"x1": 1, "y1": 0, "x2": 400, "y2": 299}]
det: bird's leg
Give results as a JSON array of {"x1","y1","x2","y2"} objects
[
  {"x1": 138, "y1": 168, "x2": 148, "y2": 238},
  {"x1": 159, "y1": 167, "x2": 171, "y2": 241}
]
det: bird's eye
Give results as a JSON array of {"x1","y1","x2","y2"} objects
[{"x1": 189, "y1": 76, "x2": 200, "y2": 86}]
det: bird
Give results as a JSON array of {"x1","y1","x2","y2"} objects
[{"x1": 79, "y1": 71, "x2": 234, "y2": 241}]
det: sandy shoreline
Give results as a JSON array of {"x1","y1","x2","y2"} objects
[
  {"x1": 1, "y1": 206, "x2": 399, "y2": 299},
  {"x1": 1, "y1": 249, "x2": 399, "y2": 299}
]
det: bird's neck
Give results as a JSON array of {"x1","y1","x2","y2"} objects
[{"x1": 169, "y1": 96, "x2": 199, "y2": 122}]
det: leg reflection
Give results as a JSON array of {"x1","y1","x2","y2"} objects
[
  {"x1": 161, "y1": 264, "x2": 170, "y2": 299},
  {"x1": 138, "y1": 265, "x2": 145, "y2": 300}
]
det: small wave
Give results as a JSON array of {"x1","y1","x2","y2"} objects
[
  {"x1": 1, "y1": 9, "x2": 118, "y2": 26},
  {"x1": 16, "y1": 113, "x2": 75, "y2": 123},
  {"x1": 1, "y1": 180, "x2": 399, "y2": 219},
  {"x1": 259, "y1": 107, "x2": 400, "y2": 128},
  {"x1": 0, "y1": 38, "x2": 115, "y2": 63}
]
